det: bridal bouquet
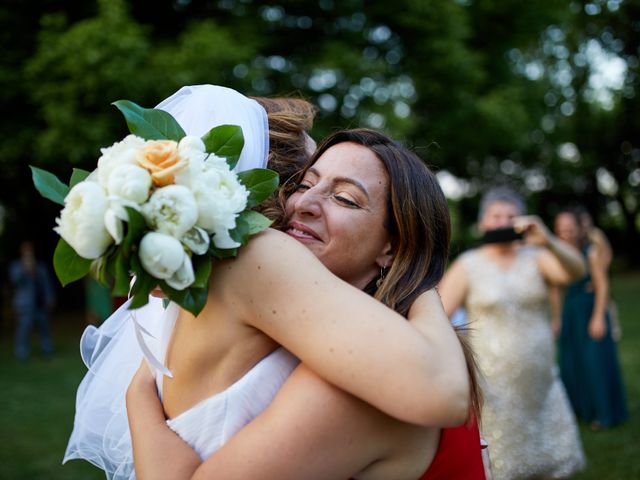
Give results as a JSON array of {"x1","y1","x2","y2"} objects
[{"x1": 31, "y1": 100, "x2": 277, "y2": 316}]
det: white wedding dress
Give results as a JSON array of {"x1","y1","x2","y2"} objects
[{"x1": 64, "y1": 297, "x2": 299, "y2": 479}]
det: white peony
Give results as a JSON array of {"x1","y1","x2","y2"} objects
[
  {"x1": 173, "y1": 139, "x2": 211, "y2": 189},
  {"x1": 181, "y1": 226, "x2": 210, "y2": 255},
  {"x1": 55, "y1": 181, "x2": 112, "y2": 259},
  {"x1": 211, "y1": 228, "x2": 241, "y2": 249},
  {"x1": 103, "y1": 197, "x2": 141, "y2": 245},
  {"x1": 138, "y1": 232, "x2": 188, "y2": 280},
  {"x1": 178, "y1": 135, "x2": 207, "y2": 158},
  {"x1": 165, "y1": 254, "x2": 195, "y2": 290},
  {"x1": 141, "y1": 185, "x2": 198, "y2": 239},
  {"x1": 104, "y1": 208, "x2": 124, "y2": 245},
  {"x1": 97, "y1": 135, "x2": 146, "y2": 190},
  {"x1": 106, "y1": 164, "x2": 152, "y2": 204},
  {"x1": 191, "y1": 159, "x2": 249, "y2": 248}
]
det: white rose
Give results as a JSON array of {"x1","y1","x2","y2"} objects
[
  {"x1": 97, "y1": 135, "x2": 146, "y2": 189},
  {"x1": 138, "y1": 232, "x2": 187, "y2": 280},
  {"x1": 141, "y1": 185, "x2": 198, "y2": 238},
  {"x1": 106, "y1": 164, "x2": 152, "y2": 204},
  {"x1": 55, "y1": 181, "x2": 112, "y2": 259}
]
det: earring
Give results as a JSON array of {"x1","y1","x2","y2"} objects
[{"x1": 376, "y1": 266, "x2": 388, "y2": 288}]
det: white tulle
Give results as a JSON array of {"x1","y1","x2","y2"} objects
[
  {"x1": 63, "y1": 297, "x2": 172, "y2": 479},
  {"x1": 63, "y1": 85, "x2": 274, "y2": 478}
]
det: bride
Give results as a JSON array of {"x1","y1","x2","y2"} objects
[{"x1": 64, "y1": 85, "x2": 472, "y2": 479}]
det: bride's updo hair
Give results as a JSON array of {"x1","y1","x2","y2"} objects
[
  {"x1": 251, "y1": 96, "x2": 317, "y2": 221},
  {"x1": 251, "y1": 97, "x2": 317, "y2": 185}
]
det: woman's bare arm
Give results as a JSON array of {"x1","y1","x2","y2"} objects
[
  {"x1": 437, "y1": 259, "x2": 469, "y2": 318},
  {"x1": 128, "y1": 363, "x2": 434, "y2": 480},
  {"x1": 588, "y1": 247, "x2": 609, "y2": 340},
  {"x1": 548, "y1": 285, "x2": 563, "y2": 338},
  {"x1": 127, "y1": 363, "x2": 201, "y2": 480},
  {"x1": 224, "y1": 229, "x2": 469, "y2": 425}
]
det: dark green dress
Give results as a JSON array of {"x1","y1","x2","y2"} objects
[{"x1": 559, "y1": 249, "x2": 628, "y2": 427}]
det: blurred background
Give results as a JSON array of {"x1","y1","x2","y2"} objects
[{"x1": 0, "y1": 0, "x2": 638, "y2": 478}]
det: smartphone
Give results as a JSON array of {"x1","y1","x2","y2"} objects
[{"x1": 481, "y1": 226, "x2": 524, "y2": 244}]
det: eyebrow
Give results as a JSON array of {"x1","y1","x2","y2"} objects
[{"x1": 307, "y1": 167, "x2": 370, "y2": 201}]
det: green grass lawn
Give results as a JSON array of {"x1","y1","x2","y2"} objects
[
  {"x1": 0, "y1": 311, "x2": 103, "y2": 479},
  {"x1": 0, "y1": 272, "x2": 638, "y2": 479}
]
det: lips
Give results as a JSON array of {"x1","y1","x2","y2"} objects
[{"x1": 286, "y1": 221, "x2": 322, "y2": 241}]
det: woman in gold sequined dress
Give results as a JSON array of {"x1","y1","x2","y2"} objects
[{"x1": 439, "y1": 187, "x2": 586, "y2": 479}]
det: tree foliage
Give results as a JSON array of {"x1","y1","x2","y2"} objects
[{"x1": 2, "y1": 0, "x2": 638, "y2": 265}]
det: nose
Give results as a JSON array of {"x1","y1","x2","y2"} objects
[{"x1": 290, "y1": 186, "x2": 323, "y2": 218}]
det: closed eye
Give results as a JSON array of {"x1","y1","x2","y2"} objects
[
  {"x1": 294, "y1": 183, "x2": 311, "y2": 192},
  {"x1": 334, "y1": 194, "x2": 360, "y2": 208}
]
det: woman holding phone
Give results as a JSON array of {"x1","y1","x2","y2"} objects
[{"x1": 438, "y1": 187, "x2": 586, "y2": 480}]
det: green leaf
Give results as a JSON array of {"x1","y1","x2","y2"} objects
[
  {"x1": 229, "y1": 215, "x2": 251, "y2": 246},
  {"x1": 162, "y1": 284, "x2": 208, "y2": 317},
  {"x1": 209, "y1": 245, "x2": 239, "y2": 259},
  {"x1": 30, "y1": 166, "x2": 69, "y2": 206},
  {"x1": 129, "y1": 258, "x2": 158, "y2": 309},
  {"x1": 122, "y1": 207, "x2": 148, "y2": 255},
  {"x1": 69, "y1": 168, "x2": 91, "y2": 188},
  {"x1": 53, "y1": 238, "x2": 92, "y2": 286},
  {"x1": 111, "y1": 248, "x2": 130, "y2": 297},
  {"x1": 112, "y1": 100, "x2": 186, "y2": 141},
  {"x1": 237, "y1": 168, "x2": 279, "y2": 208},
  {"x1": 202, "y1": 125, "x2": 244, "y2": 169},
  {"x1": 241, "y1": 210, "x2": 273, "y2": 235},
  {"x1": 130, "y1": 257, "x2": 156, "y2": 293},
  {"x1": 229, "y1": 210, "x2": 272, "y2": 246},
  {"x1": 192, "y1": 255, "x2": 212, "y2": 289},
  {"x1": 91, "y1": 257, "x2": 110, "y2": 288},
  {"x1": 130, "y1": 290, "x2": 151, "y2": 310}
]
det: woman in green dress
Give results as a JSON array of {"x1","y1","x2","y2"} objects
[{"x1": 554, "y1": 210, "x2": 627, "y2": 429}]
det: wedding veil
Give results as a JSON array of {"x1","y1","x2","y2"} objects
[
  {"x1": 63, "y1": 85, "x2": 270, "y2": 479},
  {"x1": 156, "y1": 84, "x2": 269, "y2": 172}
]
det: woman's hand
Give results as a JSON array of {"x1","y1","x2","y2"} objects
[
  {"x1": 128, "y1": 361, "x2": 156, "y2": 395},
  {"x1": 127, "y1": 361, "x2": 202, "y2": 479},
  {"x1": 513, "y1": 215, "x2": 552, "y2": 247},
  {"x1": 524, "y1": 216, "x2": 586, "y2": 284},
  {"x1": 588, "y1": 315, "x2": 607, "y2": 341}
]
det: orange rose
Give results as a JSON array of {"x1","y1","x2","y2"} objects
[{"x1": 137, "y1": 140, "x2": 187, "y2": 187}]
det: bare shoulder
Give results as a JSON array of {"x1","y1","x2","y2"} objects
[
  {"x1": 232, "y1": 228, "x2": 321, "y2": 272},
  {"x1": 217, "y1": 228, "x2": 339, "y2": 315}
]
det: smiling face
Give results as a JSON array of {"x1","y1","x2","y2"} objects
[{"x1": 284, "y1": 142, "x2": 394, "y2": 290}]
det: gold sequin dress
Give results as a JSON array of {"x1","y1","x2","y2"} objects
[{"x1": 461, "y1": 247, "x2": 585, "y2": 479}]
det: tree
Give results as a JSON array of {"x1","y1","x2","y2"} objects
[{"x1": 4, "y1": 0, "x2": 639, "y2": 268}]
